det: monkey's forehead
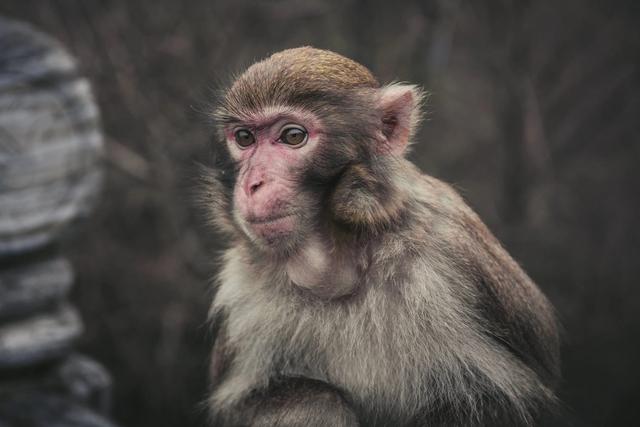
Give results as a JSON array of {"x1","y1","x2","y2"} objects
[
  {"x1": 218, "y1": 47, "x2": 379, "y2": 119},
  {"x1": 265, "y1": 47, "x2": 378, "y2": 88}
]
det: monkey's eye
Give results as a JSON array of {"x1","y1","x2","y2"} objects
[
  {"x1": 234, "y1": 129, "x2": 255, "y2": 148},
  {"x1": 280, "y1": 126, "x2": 308, "y2": 147}
]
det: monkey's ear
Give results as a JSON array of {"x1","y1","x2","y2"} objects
[{"x1": 377, "y1": 83, "x2": 425, "y2": 154}]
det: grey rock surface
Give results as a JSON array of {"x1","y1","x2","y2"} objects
[
  {"x1": 0, "y1": 392, "x2": 117, "y2": 427},
  {"x1": 0, "y1": 257, "x2": 73, "y2": 320},
  {"x1": 0, "y1": 16, "x2": 103, "y2": 256},
  {"x1": 0, "y1": 16, "x2": 117, "y2": 427},
  {"x1": 51, "y1": 354, "x2": 113, "y2": 415},
  {"x1": 0, "y1": 304, "x2": 83, "y2": 369}
]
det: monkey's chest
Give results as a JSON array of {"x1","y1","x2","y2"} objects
[
  {"x1": 246, "y1": 293, "x2": 430, "y2": 417},
  {"x1": 216, "y1": 257, "x2": 437, "y2": 416}
]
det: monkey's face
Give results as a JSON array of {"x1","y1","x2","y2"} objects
[
  {"x1": 224, "y1": 106, "x2": 323, "y2": 252},
  {"x1": 210, "y1": 48, "x2": 424, "y2": 257}
]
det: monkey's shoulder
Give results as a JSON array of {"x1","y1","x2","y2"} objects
[{"x1": 403, "y1": 172, "x2": 561, "y2": 382}]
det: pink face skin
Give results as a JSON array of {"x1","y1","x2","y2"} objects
[{"x1": 225, "y1": 106, "x2": 322, "y2": 248}]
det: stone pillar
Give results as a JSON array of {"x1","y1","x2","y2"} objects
[{"x1": 0, "y1": 16, "x2": 117, "y2": 426}]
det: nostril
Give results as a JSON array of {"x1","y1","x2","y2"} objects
[{"x1": 249, "y1": 180, "x2": 264, "y2": 195}]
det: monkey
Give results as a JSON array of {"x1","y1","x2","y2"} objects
[{"x1": 202, "y1": 47, "x2": 560, "y2": 427}]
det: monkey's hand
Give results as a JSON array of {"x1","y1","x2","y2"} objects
[{"x1": 214, "y1": 378, "x2": 359, "y2": 427}]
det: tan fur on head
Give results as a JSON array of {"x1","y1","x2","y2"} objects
[
  {"x1": 253, "y1": 47, "x2": 379, "y2": 90},
  {"x1": 217, "y1": 47, "x2": 379, "y2": 120}
]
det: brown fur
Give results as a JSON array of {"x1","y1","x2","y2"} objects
[
  {"x1": 330, "y1": 161, "x2": 408, "y2": 231},
  {"x1": 217, "y1": 47, "x2": 379, "y2": 122}
]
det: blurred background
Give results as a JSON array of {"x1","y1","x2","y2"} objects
[{"x1": 0, "y1": 0, "x2": 638, "y2": 426}]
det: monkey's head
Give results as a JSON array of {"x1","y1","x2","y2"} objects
[{"x1": 209, "y1": 47, "x2": 424, "y2": 256}]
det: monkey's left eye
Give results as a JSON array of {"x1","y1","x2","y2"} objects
[{"x1": 279, "y1": 126, "x2": 308, "y2": 147}]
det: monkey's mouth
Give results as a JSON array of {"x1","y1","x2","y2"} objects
[
  {"x1": 245, "y1": 213, "x2": 296, "y2": 244},
  {"x1": 246, "y1": 213, "x2": 295, "y2": 225}
]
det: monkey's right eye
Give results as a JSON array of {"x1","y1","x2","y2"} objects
[{"x1": 234, "y1": 129, "x2": 255, "y2": 148}]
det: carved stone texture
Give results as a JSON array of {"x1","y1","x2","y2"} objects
[
  {"x1": 0, "y1": 392, "x2": 117, "y2": 427},
  {"x1": 0, "y1": 16, "x2": 103, "y2": 256},
  {"x1": 51, "y1": 354, "x2": 113, "y2": 416},
  {"x1": 0, "y1": 257, "x2": 73, "y2": 321},
  {"x1": 0, "y1": 304, "x2": 82, "y2": 369}
]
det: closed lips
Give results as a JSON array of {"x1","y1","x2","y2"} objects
[{"x1": 247, "y1": 213, "x2": 294, "y2": 224}]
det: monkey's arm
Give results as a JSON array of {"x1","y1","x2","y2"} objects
[
  {"x1": 406, "y1": 190, "x2": 560, "y2": 426},
  {"x1": 209, "y1": 318, "x2": 359, "y2": 427},
  {"x1": 230, "y1": 377, "x2": 359, "y2": 427},
  {"x1": 419, "y1": 177, "x2": 560, "y2": 384},
  {"x1": 426, "y1": 231, "x2": 559, "y2": 426},
  {"x1": 466, "y1": 221, "x2": 560, "y2": 384}
]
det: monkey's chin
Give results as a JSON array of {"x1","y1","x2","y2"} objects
[{"x1": 245, "y1": 215, "x2": 298, "y2": 251}]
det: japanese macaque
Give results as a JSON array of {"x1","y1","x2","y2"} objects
[{"x1": 203, "y1": 47, "x2": 560, "y2": 427}]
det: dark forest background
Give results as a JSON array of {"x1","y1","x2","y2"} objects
[{"x1": 1, "y1": 1, "x2": 638, "y2": 426}]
